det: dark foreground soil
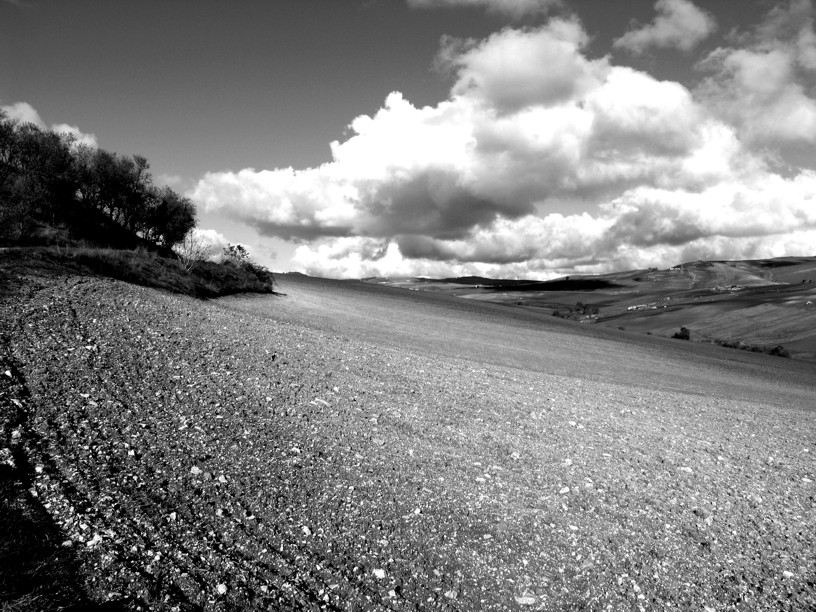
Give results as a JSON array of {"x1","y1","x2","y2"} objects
[{"x1": 1, "y1": 271, "x2": 815, "y2": 611}]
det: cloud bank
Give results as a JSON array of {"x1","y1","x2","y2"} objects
[{"x1": 191, "y1": 3, "x2": 816, "y2": 279}]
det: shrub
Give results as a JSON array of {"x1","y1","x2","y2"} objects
[
  {"x1": 672, "y1": 327, "x2": 690, "y2": 340},
  {"x1": 768, "y1": 345, "x2": 791, "y2": 358}
]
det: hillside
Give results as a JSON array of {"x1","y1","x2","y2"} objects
[
  {"x1": 1, "y1": 267, "x2": 814, "y2": 610},
  {"x1": 367, "y1": 257, "x2": 816, "y2": 361}
]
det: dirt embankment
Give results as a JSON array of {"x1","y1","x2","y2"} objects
[{"x1": 1, "y1": 272, "x2": 815, "y2": 611}]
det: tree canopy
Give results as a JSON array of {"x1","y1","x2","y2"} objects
[{"x1": 0, "y1": 110, "x2": 196, "y2": 249}]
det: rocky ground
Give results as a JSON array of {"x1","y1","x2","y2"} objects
[{"x1": 1, "y1": 271, "x2": 815, "y2": 611}]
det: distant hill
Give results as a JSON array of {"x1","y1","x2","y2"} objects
[{"x1": 365, "y1": 257, "x2": 816, "y2": 361}]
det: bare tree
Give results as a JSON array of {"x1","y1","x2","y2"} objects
[{"x1": 174, "y1": 230, "x2": 209, "y2": 271}]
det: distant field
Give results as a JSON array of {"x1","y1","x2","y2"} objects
[
  {"x1": 366, "y1": 257, "x2": 816, "y2": 362},
  {"x1": 244, "y1": 274, "x2": 815, "y2": 409}
]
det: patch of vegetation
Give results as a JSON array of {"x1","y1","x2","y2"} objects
[
  {"x1": 1, "y1": 110, "x2": 194, "y2": 250},
  {"x1": 552, "y1": 301, "x2": 600, "y2": 321},
  {"x1": 672, "y1": 327, "x2": 691, "y2": 340},
  {"x1": 0, "y1": 246, "x2": 275, "y2": 299},
  {"x1": 670, "y1": 325, "x2": 791, "y2": 358},
  {"x1": 0, "y1": 110, "x2": 274, "y2": 298},
  {"x1": 707, "y1": 338, "x2": 791, "y2": 358}
]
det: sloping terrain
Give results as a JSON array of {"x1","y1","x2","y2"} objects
[
  {"x1": 688, "y1": 303, "x2": 816, "y2": 344},
  {"x1": 1, "y1": 270, "x2": 814, "y2": 611},
  {"x1": 371, "y1": 257, "x2": 816, "y2": 361}
]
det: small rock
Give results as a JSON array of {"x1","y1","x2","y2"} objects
[
  {"x1": 302, "y1": 526, "x2": 312, "y2": 536},
  {"x1": 87, "y1": 534, "x2": 103, "y2": 548},
  {"x1": 61, "y1": 539, "x2": 73, "y2": 548},
  {"x1": 679, "y1": 467, "x2": 693, "y2": 473},
  {"x1": 783, "y1": 570, "x2": 795, "y2": 579},
  {"x1": 444, "y1": 589, "x2": 459, "y2": 600},
  {"x1": 514, "y1": 594, "x2": 537, "y2": 605},
  {"x1": 559, "y1": 486, "x2": 570, "y2": 494},
  {"x1": 190, "y1": 466, "x2": 202, "y2": 476},
  {"x1": 373, "y1": 568, "x2": 386, "y2": 579},
  {"x1": 216, "y1": 583, "x2": 227, "y2": 595},
  {"x1": 218, "y1": 475, "x2": 228, "y2": 484}
]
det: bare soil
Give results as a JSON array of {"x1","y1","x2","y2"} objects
[{"x1": 1, "y1": 270, "x2": 815, "y2": 611}]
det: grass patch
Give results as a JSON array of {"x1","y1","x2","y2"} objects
[{"x1": 0, "y1": 246, "x2": 276, "y2": 299}]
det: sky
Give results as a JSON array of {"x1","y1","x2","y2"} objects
[{"x1": 2, "y1": 0, "x2": 815, "y2": 279}]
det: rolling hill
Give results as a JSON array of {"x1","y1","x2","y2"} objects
[{"x1": 365, "y1": 257, "x2": 816, "y2": 361}]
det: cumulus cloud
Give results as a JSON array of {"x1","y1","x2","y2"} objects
[
  {"x1": 1, "y1": 101, "x2": 98, "y2": 148},
  {"x1": 696, "y1": 0, "x2": 816, "y2": 145},
  {"x1": 1, "y1": 101, "x2": 44, "y2": 126},
  {"x1": 293, "y1": 171, "x2": 816, "y2": 278},
  {"x1": 439, "y1": 20, "x2": 605, "y2": 113},
  {"x1": 613, "y1": 0, "x2": 716, "y2": 54},
  {"x1": 406, "y1": 0, "x2": 559, "y2": 19},
  {"x1": 192, "y1": 11, "x2": 816, "y2": 279}
]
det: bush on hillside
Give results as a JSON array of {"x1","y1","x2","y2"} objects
[
  {"x1": 672, "y1": 327, "x2": 691, "y2": 340},
  {"x1": 707, "y1": 337, "x2": 791, "y2": 358},
  {"x1": 0, "y1": 247, "x2": 275, "y2": 299}
]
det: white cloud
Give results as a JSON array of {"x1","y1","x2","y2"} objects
[
  {"x1": 1, "y1": 101, "x2": 45, "y2": 126},
  {"x1": 696, "y1": 0, "x2": 816, "y2": 145},
  {"x1": 614, "y1": 0, "x2": 716, "y2": 54},
  {"x1": 192, "y1": 13, "x2": 816, "y2": 279},
  {"x1": 406, "y1": 0, "x2": 559, "y2": 19},
  {"x1": 440, "y1": 20, "x2": 606, "y2": 113},
  {"x1": 51, "y1": 123, "x2": 98, "y2": 148},
  {"x1": 293, "y1": 171, "x2": 816, "y2": 278},
  {"x1": 1, "y1": 101, "x2": 97, "y2": 148}
]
